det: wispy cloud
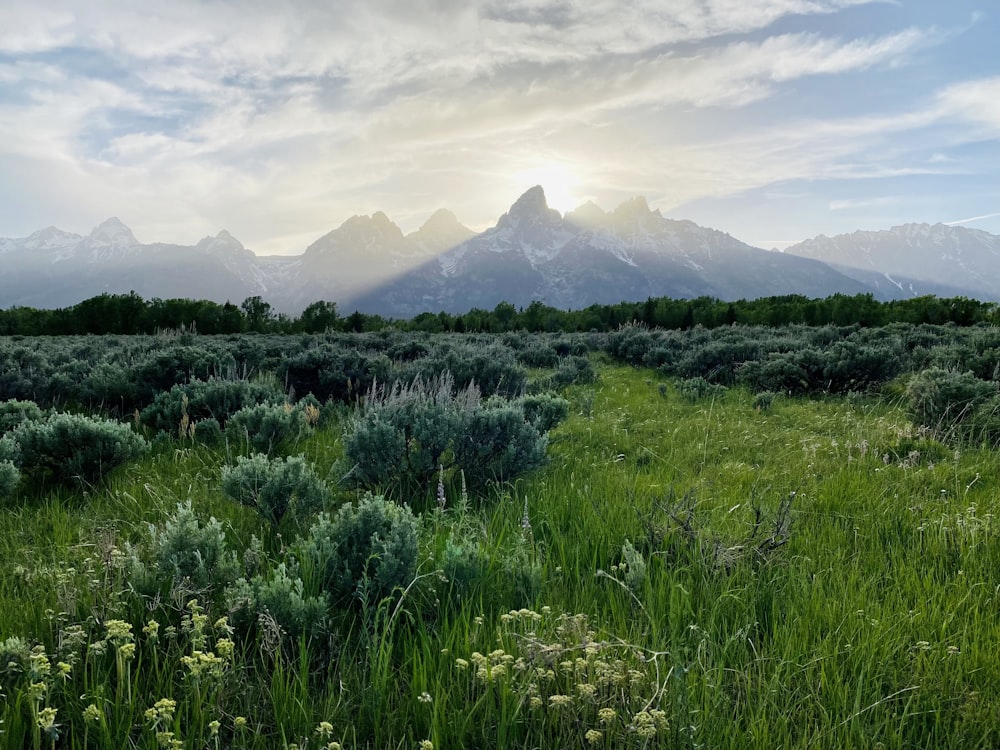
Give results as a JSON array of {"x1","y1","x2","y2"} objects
[{"x1": 0, "y1": 1, "x2": 996, "y2": 251}]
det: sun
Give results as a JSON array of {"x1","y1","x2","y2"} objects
[{"x1": 513, "y1": 164, "x2": 580, "y2": 215}]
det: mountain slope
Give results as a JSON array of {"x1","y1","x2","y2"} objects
[
  {"x1": 4, "y1": 191, "x2": 997, "y2": 316},
  {"x1": 783, "y1": 223, "x2": 1000, "y2": 300}
]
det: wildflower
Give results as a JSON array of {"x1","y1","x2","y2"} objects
[
  {"x1": 83, "y1": 704, "x2": 102, "y2": 723},
  {"x1": 215, "y1": 638, "x2": 235, "y2": 659},
  {"x1": 316, "y1": 721, "x2": 334, "y2": 737},
  {"x1": 56, "y1": 661, "x2": 72, "y2": 679},
  {"x1": 585, "y1": 729, "x2": 603, "y2": 745},
  {"x1": 104, "y1": 620, "x2": 133, "y2": 645},
  {"x1": 529, "y1": 696, "x2": 543, "y2": 709},
  {"x1": 327, "y1": 744, "x2": 342, "y2": 750},
  {"x1": 548, "y1": 694, "x2": 573, "y2": 708},
  {"x1": 234, "y1": 716, "x2": 248, "y2": 729},
  {"x1": 143, "y1": 620, "x2": 160, "y2": 640},
  {"x1": 598, "y1": 708, "x2": 617, "y2": 724},
  {"x1": 418, "y1": 691, "x2": 432, "y2": 704},
  {"x1": 36, "y1": 706, "x2": 58, "y2": 731},
  {"x1": 28, "y1": 650, "x2": 51, "y2": 679},
  {"x1": 209, "y1": 720, "x2": 221, "y2": 736},
  {"x1": 118, "y1": 642, "x2": 136, "y2": 661},
  {"x1": 419, "y1": 741, "x2": 434, "y2": 750},
  {"x1": 454, "y1": 658, "x2": 469, "y2": 670},
  {"x1": 631, "y1": 711, "x2": 657, "y2": 738},
  {"x1": 576, "y1": 683, "x2": 597, "y2": 700}
]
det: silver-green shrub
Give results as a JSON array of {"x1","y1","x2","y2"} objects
[
  {"x1": 226, "y1": 563, "x2": 328, "y2": 640},
  {"x1": 221, "y1": 453, "x2": 328, "y2": 527},
  {"x1": 343, "y1": 374, "x2": 549, "y2": 493},
  {"x1": 298, "y1": 493, "x2": 418, "y2": 606},
  {"x1": 0, "y1": 460, "x2": 19, "y2": 500},
  {"x1": 225, "y1": 402, "x2": 309, "y2": 455},
  {"x1": 905, "y1": 367, "x2": 997, "y2": 431},
  {"x1": 130, "y1": 500, "x2": 240, "y2": 597},
  {"x1": 452, "y1": 401, "x2": 548, "y2": 487},
  {"x1": 0, "y1": 399, "x2": 44, "y2": 434},
  {"x1": 517, "y1": 393, "x2": 570, "y2": 433},
  {"x1": 141, "y1": 378, "x2": 284, "y2": 434},
  {"x1": 11, "y1": 413, "x2": 148, "y2": 485}
]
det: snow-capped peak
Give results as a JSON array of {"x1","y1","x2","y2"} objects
[{"x1": 86, "y1": 217, "x2": 138, "y2": 248}]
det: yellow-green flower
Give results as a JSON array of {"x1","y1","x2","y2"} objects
[
  {"x1": 83, "y1": 703, "x2": 102, "y2": 723},
  {"x1": 143, "y1": 620, "x2": 160, "y2": 640},
  {"x1": 36, "y1": 706, "x2": 58, "y2": 731},
  {"x1": 419, "y1": 740, "x2": 434, "y2": 750},
  {"x1": 585, "y1": 729, "x2": 603, "y2": 745}
]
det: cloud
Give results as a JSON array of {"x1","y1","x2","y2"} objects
[{"x1": 0, "y1": 0, "x2": 993, "y2": 253}]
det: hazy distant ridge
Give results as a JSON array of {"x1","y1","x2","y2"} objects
[{"x1": 2, "y1": 188, "x2": 999, "y2": 315}]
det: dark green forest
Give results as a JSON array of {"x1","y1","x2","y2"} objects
[{"x1": 0, "y1": 290, "x2": 996, "y2": 336}]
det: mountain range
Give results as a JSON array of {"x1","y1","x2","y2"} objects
[{"x1": 2, "y1": 186, "x2": 999, "y2": 317}]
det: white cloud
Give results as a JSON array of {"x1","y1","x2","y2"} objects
[{"x1": 0, "y1": 0, "x2": 994, "y2": 252}]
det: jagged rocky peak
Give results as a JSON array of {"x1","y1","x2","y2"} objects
[
  {"x1": 497, "y1": 185, "x2": 562, "y2": 229},
  {"x1": 197, "y1": 229, "x2": 251, "y2": 257},
  {"x1": 86, "y1": 217, "x2": 138, "y2": 247},
  {"x1": 565, "y1": 200, "x2": 607, "y2": 228},
  {"x1": 21, "y1": 225, "x2": 82, "y2": 250},
  {"x1": 340, "y1": 211, "x2": 405, "y2": 240},
  {"x1": 610, "y1": 196, "x2": 661, "y2": 229},
  {"x1": 410, "y1": 209, "x2": 476, "y2": 255}
]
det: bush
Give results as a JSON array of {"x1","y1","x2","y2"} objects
[
  {"x1": 280, "y1": 347, "x2": 392, "y2": 403},
  {"x1": 12, "y1": 413, "x2": 148, "y2": 485},
  {"x1": 677, "y1": 376, "x2": 727, "y2": 402},
  {"x1": 221, "y1": 454, "x2": 328, "y2": 527},
  {"x1": 517, "y1": 393, "x2": 570, "y2": 433},
  {"x1": 0, "y1": 399, "x2": 44, "y2": 434},
  {"x1": 226, "y1": 564, "x2": 328, "y2": 640},
  {"x1": 298, "y1": 494, "x2": 418, "y2": 606},
  {"x1": 452, "y1": 401, "x2": 548, "y2": 487},
  {"x1": 406, "y1": 341, "x2": 527, "y2": 398},
  {"x1": 548, "y1": 355, "x2": 597, "y2": 388},
  {"x1": 130, "y1": 500, "x2": 240, "y2": 597},
  {"x1": 0, "y1": 460, "x2": 19, "y2": 500},
  {"x1": 342, "y1": 375, "x2": 473, "y2": 492},
  {"x1": 193, "y1": 417, "x2": 223, "y2": 446},
  {"x1": 343, "y1": 375, "x2": 549, "y2": 494},
  {"x1": 905, "y1": 368, "x2": 996, "y2": 431},
  {"x1": 225, "y1": 402, "x2": 309, "y2": 455},
  {"x1": 141, "y1": 378, "x2": 284, "y2": 434}
]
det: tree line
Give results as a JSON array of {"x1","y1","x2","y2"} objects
[{"x1": 0, "y1": 290, "x2": 997, "y2": 337}]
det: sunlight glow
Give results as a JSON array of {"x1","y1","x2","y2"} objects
[{"x1": 514, "y1": 164, "x2": 580, "y2": 214}]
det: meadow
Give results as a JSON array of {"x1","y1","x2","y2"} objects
[{"x1": 1, "y1": 327, "x2": 999, "y2": 749}]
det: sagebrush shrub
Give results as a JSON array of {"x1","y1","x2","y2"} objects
[
  {"x1": 0, "y1": 460, "x2": 19, "y2": 500},
  {"x1": 141, "y1": 378, "x2": 284, "y2": 434},
  {"x1": 298, "y1": 493, "x2": 418, "y2": 605},
  {"x1": 452, "y1": 401, "x2": 548, "y2": 487},
  {"x1": 0, "y1": 399, "x2": 44, "y2": 434},
  {"x1": 225, "y1": 402, "x2": 309, "y2": 455},
  {"x1": 226, "y1": 564, "x2": 328, "y2": 639},
  {"x1": 342, "y1": 374, "x2": 474, "y2": 491},
  {"x1": 677, "y1": 376, "x2": 727, "y2": 402},
  {"x1": 517, "y1": 393, "x2": 570, "y2": 433},
  {"x1": 905, "y1": 367, "x2": 997, "y2": 431},
  {"x1": 343, "y1": 375, "x2": 549, "y2": 493},
  {"x1": 130, "y1": 500, "x2": 240, "y2": 596},
  {"x1": 221, "y1": 453, "x2": 328, "y2": 527},
  {"x1": 12, "y1": 413, "x2": 148, "y2": 485}
]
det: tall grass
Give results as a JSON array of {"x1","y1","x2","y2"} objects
[{"x1": 2, "y1": 363, "x2": 1000, "y2": 748}]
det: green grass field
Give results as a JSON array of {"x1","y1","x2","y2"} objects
[{"x1": 2, "y1": 362, "x2": 999, "y2": 749}]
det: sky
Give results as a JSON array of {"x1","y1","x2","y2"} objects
[{"x1": 0, "y1": 0, "x2": 998, "y2": 255}]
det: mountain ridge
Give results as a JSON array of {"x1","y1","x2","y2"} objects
[{"x1": 3, "y1": 188, "x2": 999, "y2": 316}]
